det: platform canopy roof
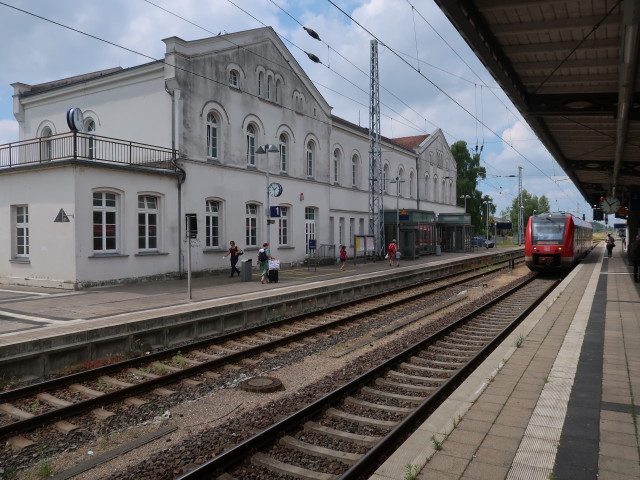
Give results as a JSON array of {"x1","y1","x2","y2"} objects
[{"x1": 435, "y1": 0, "x2": 640, "y2": 207}]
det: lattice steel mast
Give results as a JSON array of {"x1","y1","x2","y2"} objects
[
  {"x1": 518, "y1": 166, "x2": 524, "y2": 244},
  {"x1": 368, "y1": 39, "x2": 384, "y2": 256}
]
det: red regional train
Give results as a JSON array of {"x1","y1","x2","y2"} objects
[{"x1": 525, "y1": 212, "x2": 593, "y2": 271}]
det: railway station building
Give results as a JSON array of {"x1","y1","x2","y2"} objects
[{"x1": 0, "y1": 27, "x2": 462, "y2": 289}]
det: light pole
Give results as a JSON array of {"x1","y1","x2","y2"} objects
[
  {"x1": 482, "y1": 200, "x2": 491, "y2": 243},
  {"x1": 389, "y1": 176, "x2": 406, "y2": 249},
  {"x1": 256, "y1": 144, "x2": 280, "y2": 246},
  {"x1": 460, "y1": 194, "x2": 471, "y2": 213}
]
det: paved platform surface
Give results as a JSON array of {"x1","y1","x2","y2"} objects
[
  {"x1": 0, "y1": 248, "x2": 504, "y2": 344},
  {"x1": 372, "y1": 243, "x2": 640, "y2": 480}
]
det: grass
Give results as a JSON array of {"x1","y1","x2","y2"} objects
[
  {"x1": 171, "y1": 351, "x2": 186, "y2": 368},
  {"x1": 403, "y1": 464, "x2": 421, "y2": 480},
  {"x1": 150, "y1": 361, "x2": 166, "y2": 375},
  {"x1": 515, "y1": 332, "x2": 525, "y2": 348},
  {"x1": 430, "y1": 435, "x2": 443, "y2": 451}
]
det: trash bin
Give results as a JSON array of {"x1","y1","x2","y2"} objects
[
  {"x1": 435, "y1": 244, "x2": 442, "y2": 256},
  {"x1": 240, "y1": 258, "x2": 253, "y2": 282}
]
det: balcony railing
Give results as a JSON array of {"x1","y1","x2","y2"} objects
[{"x1": 0, "y1": 131, "x2": 177, "y2": 171}]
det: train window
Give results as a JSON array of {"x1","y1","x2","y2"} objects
[{"x1": 532, "y1": 218, "x2": 566, "y2": 244}]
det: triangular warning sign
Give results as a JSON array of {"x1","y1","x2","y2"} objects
[{"x1": 54, "y1": 208, "x2": 70, "y2": 222}]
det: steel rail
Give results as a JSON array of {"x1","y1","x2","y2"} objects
[
  {"x1": 177, "y1": 275, "x2": 557, "y2": 479},
  {"x1": 0, "y1": 259, "x2": 520, "y2": 439}
]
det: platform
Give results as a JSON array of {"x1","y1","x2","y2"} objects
[
  {"x1": 0, "y1": 247, "x2": 520, "y2": 379},
  {"x1": 372, "y1": 243, "x2": 640, "y2": 480}
]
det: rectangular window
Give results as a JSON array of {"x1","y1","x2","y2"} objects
[
  {"x1": 339, "y1": 217, "x2": 345, "y2": 245},
  {"x1": 278, "y1": 206, "x2": 289, "y2": 245},
  {"x1": 245, "y1": 203, "x2": 258, "y2": 247},
  {"x1": 138, "y1": 195, "x2": 158, "y2": 251},
  {"x1": 349, "y1": 218, "x2": 355, "y2": 246},
  {"x1": 93, "y1": 192, "x2": 118, "y2": 253},
  {"x1": 305, "y1": 207, "x2": 316, "y2": 254},
  {"x1": 14, "y1": 205, "x2": 29, "y2": 258},
  {"x1": 205, "y1": 200, "x2": 220, "y2": 248}
]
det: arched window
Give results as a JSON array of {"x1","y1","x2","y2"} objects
[
  {"x1": 333, "y1": 148, "x2": 341, "y2": 184},
  {"x1": 85, "y1": 119, "x2": 96, "y2": 159},
  {"x1": 398, "y1": 168, "x2": 405, "y2": 196},
  {"x1": 441, "y1": 179, "x2": 446, "y2": 203},
  {"x1": 40, "y1": 126, "x2": 53, "y2": 160},
  {"x1": 246, "y1": 124, "x2": 256, "y2": 165},
  {"x1": 433, "y1": 176, "x2": 439, "y2": 202},
  {"x1": 229, "y1": 69, "x2": 238, "y2": 87},
  {"x1": 424, "y1": 174, "x2": 430, "y2": 201},
  {"x1": 351, "y1": 154, "x2": 358, "y2": 187},
  {"x1": 409, "y1": 171, "x2": 415, "y2": 198},
  {"x1": 267, "y1": 76, "x2": 272, "y2": 100},
  {"x1": 206, "y1": 112, "x2": 218, "y2": 159},
  {"x1": 275, "y1": 79, "x2": 281, "y2": 103},
  {"x1": 258, "y1": 71, "x2": 264, "y2": 96},
  {"x1": 306, "y1": 140, "x2": 315, "y2": 177},
  {"x1": 383, "y1": 164, "x2": 389, "y2": 193},
  {"x1": 279, "y1": 133, "x2": 288, "y2": 172}
]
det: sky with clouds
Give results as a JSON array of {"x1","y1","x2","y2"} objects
[{"x1": 0, "y1": 0, "x2": 594, "y2": 218}]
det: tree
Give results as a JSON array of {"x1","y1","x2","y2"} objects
[
  {"x1": 502, "y1": 189, "x2": 551, "y2": 230},
  {"x1": 450, "y1": 140, "x2": 490, "y2": 233}
]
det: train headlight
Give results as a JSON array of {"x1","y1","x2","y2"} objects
[{"x1": 558, "y1": 247, "x2": 562, "y2": 252}]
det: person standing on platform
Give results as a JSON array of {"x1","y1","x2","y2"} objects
[
  {"x1": 606, "y1": 233, "x2": 615, "y2": 258},
  {"x1": 387, "y1": 239, "x2": 399, "y2": 267},
  {"x1": 338, "y1": 245, "x2": 347, "y2": 271},
  {"x1": 628, "y1": 235, "x2": 640, "y2": 283},
  {"x1": 258, "y1": 242, "x2": 273, "y2": 284},
  {"x1": 222, "y1": 240, "x2": 243, "y2": 277}
]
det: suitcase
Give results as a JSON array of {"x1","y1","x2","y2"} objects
[{"x1": 268, "y1": 269, "x2": 279, "y2": 283}]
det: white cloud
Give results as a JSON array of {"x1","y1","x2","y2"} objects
[
  {"x1": 0, "y1": 0, "x2": 592, "y2": 217},
  {"x1": 0, "y1": 119, "x2": 18, "y2": 145}
]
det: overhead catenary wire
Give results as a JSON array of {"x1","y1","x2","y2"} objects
[
  {"x1": 267, "y1": 0, "x2": 448, "y2": 136},
  {"x1": 0, "y1": 0, "x2": 429, "y2": 150}
]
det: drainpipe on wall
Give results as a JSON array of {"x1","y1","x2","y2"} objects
[
  {"x1": 166, "y1": 86, "x2": 185, "y2": 279},
  {"x1": 415, "y1": 154, "x2": 420, "y2": 210}
]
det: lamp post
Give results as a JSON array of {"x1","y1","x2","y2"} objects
[
  {"x1": 389, "y1": 176, "x2": 406, "y2": 249},
  {"x1": 256, "y1": 144, "x2": 280, "y2": 246},
  {"x1": 482, "y1": 201, "x2": 491, "y2": 242},
  {"x1": 459, "y1": 194, "x2": 471, "y2": 213}
]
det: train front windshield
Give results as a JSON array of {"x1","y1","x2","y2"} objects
[{"x1": 531, "y1": 217, "x2": 566, "y2": 245}]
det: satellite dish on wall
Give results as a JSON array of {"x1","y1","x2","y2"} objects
[{"x1": 66, "y1": 107, "x2": 84, "y2": 131}]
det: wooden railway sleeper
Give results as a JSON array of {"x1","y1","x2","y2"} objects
[
  {"x1": 344, "y1": 396, "x2": 413, "y2": 414},
  {"x1": 400, "y1": 362, "x2": 454, "y2": 376},
  {"x1": 326, "y1": 408, "x2": 398, "y2": 429},
  {"x1": 304, "y1": 421, "x2": 382, "y2": 447},
  {"x1": 251, "y1": 452, "x2": 336, "y2": 480},
  {"x1": 387, "y1": 370, "x2": 446, "y2": 384},
  {"x1": 375, "y1": 378, "x2": 436, "y2": 393},
  {"x1": 280, "y1": 435, "x2": 362, "y2": 465},
  {"x1": 409, "y1": 355, "x2": 465, "y2": 368}
]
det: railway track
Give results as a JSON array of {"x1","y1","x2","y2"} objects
[
  {"x1": 176, "y1": 275, "x2": 559, "y2": 480},
  {"x1": 0, "y1": 263, "x2": 518, "y2": 455}
]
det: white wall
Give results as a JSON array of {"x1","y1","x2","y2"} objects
[{"x1": 0, "y1": 165, "x2": 77, "y2": 287}]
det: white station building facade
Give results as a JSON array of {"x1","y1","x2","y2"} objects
[{"x1": 0, "y1": 27, "x2": 461, "y2": 289}]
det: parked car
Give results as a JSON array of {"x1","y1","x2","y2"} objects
[{"x1": 471, "y1": 236, "x2": 485, "y2": 247}]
